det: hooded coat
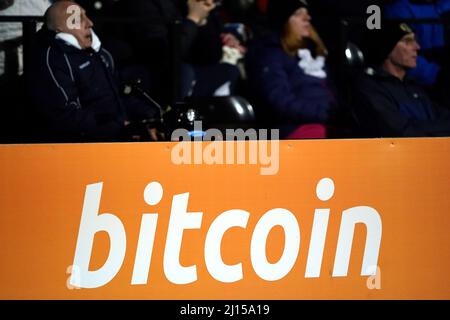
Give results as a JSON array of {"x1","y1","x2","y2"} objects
[{"x1": 27, "y1": 27, "x2": 158, "y2": 142}]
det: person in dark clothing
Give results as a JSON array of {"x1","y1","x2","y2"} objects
[
  {"x1": 112, "y1": 0, "x2": 244, "y2": 102},
  {"x1": 27, "y1": 1, "x2": 162, "y2": 142},
  {"x1": 384, "y1": 0, "x2": 450, "y2": 86},
  {"x1": 384, "y1": 0, "x2": 450, "y2": 110},
  {"x1": 246, "y1": 0, "x2": 337, "y2": 138},
  {"x1": 114, "y1": 0, "x2": 210, "y2": 64},
  {"x1": 353, "y1": 21, "x2": 450, "y2": 137}
]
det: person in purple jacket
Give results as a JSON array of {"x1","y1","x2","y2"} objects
[{"x1": 246, "y1": 0, "x2": 338, "y2": 138}]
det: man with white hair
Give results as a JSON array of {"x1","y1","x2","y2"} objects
[{"x1": 27, "y1": 1, "x2": 162, "y2": 142}]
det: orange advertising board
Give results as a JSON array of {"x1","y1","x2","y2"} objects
[{"x1": 0, "y1": 138, "x2": 449, "y2": 300}]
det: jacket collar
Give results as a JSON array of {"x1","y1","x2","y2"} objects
[
  {"x1": 365, "y1": 66, "x2": 414, "y2": 83},
  {"x1": 55, "y1": 29, "x2": 101, "y2": 52}
]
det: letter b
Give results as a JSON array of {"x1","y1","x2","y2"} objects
[{"x1": 70, "y1": 183, "x2": 126, "y2": 288}]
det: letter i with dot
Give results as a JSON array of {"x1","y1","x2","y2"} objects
[
  {"x1": 131, "y1": 182, "x2": 163, "y2": 285},
  {"x1": 305, "y1": 178, "x2": 335, "y2": 278}
]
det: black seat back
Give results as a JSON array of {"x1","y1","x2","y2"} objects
[{"x1": 165, "y1": 96, "x2": 257, "y2": 136}]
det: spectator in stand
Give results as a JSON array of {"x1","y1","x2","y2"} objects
[
  {"x1": 384, "y1": 0, "x2": 450, "y2": 86},
  {"x1": 27, "y1": 1, "x2": 163, "y2": 142},
  {"x1": 384, "y1": 0, "x2": 450, "y2": 110},
  {"x1": 353, "y1": 21, "x2": 450, "y2": 137},
  {"x1": 111, "y1": 0, "x2": 246, "y2": 104},
  {"x1": 246, "y1": 0, "x2": 338, "y2": 139}
]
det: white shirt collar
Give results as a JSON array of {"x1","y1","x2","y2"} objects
[{"x1": 55, "y1": 29, "x2": 101, "y2": 52}]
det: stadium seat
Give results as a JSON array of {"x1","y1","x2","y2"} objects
[{"x1": 165, "y1": 96, "x2": 257, "y2": 136}]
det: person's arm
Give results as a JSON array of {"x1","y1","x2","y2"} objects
[
  {"x1": 130, "y1": 0, "x2": 170, "y2": 51},
  {"x1": 125, "y1": 0, "x2": 207, "y2": 61},
  {"x1": 179, "y1": 17, "x2": 200, "y2": 59},
  {"x1": 28, "y1": 47, "x2": 124, "y2": 139},
  {"x1": 181, "y1": 0, "x2": 217, "y2": 59},
  {"x1": 122, "y1": 91, "x2": 165, "y2": 141}
]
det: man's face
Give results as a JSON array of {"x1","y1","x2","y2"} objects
[
  {"x1": 388, "y1": 33, "x2": 420, "y2": 69},
  {"x1": 57, "y1": 3, "x2": 94, "y2": 49}
]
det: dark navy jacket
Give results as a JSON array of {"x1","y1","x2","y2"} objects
[
  {"x1": 385, "y1": 0, "x2": 450, "y2": 85},
  {"x1": 113, "y1": 0, "x2": 200, "y2": 65},
  {"x1": 352, "y1": 67, "x2": 450, "y2": 137},
  {"x1": 27, "y1": 28, "x2": 157, "y2": 142},
  {"x1": 246, "y1": 34, "x2": 336, "y2": 125}
]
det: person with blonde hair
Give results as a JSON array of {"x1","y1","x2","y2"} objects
[{"x1": 246, "y1": 0, "x2": 337, "y2": 138}]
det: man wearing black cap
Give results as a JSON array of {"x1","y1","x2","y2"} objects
[{"x1": 352, "y1": 21, "x2": 450, "y2": 137}]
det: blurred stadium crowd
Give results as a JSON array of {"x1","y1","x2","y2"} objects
[{"x1": 0, "y1": 0, "x2": 449, "y2": 143}]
